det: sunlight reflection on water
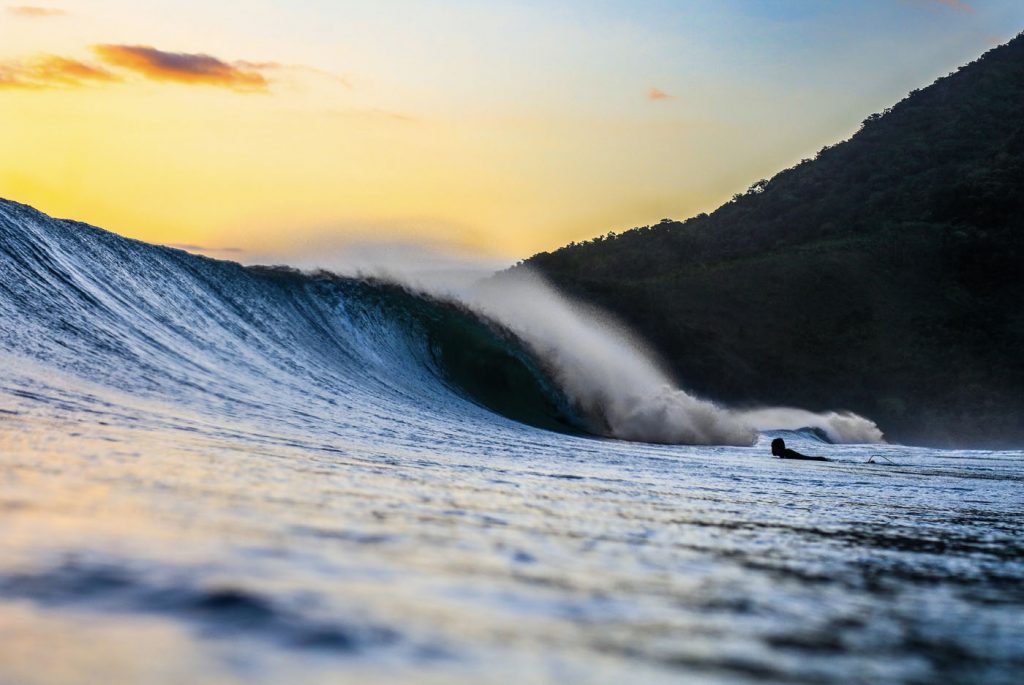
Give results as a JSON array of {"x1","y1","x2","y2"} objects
[{"x1": 1, "y1": 395, "x2": 1022, "y2": 685}]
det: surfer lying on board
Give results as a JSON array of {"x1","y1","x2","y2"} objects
[{"x1": 771, "y1": 438, "x2": 829, "y2": 461}]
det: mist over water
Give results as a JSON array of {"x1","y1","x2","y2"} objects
[
  {"x1": 464, "y1": 271, "x2": 756, "y2": 445},
  {"x1": 740, "y1": 407, "x2": 886, "y2": 444}
]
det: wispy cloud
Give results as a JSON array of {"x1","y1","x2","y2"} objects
[
  {"x1": 1, "y1": 44, "x2": 347, "y2": 94},
  {"x1": 0, "y1": 55, "x2": 118, "y2": 89},
  {"x1": 648, "y1": 87, "x2": 673, "y2": 101},
  {"x1": 918, "y1": 0, "x2": 974, "y2": 13},
  {"x1": 7, "y1": 5, "x2": 66, "y2": 17},
  {"x1": 93, "y1": 45, "x2": 269, "y2": 92},
  {"x1": 327, "y1": 107, "x2": 418, "y2": 123},
  {"x1": 939, "y1": 0, "x2": 974, "y2": 12},
  {"x1": 165, "y1": 243, "x2": 245, "y2": 254},
  {"x1": 237, "y1": 61, "x2": 352, "y2": 88}
]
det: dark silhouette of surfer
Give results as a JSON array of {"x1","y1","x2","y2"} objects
[{"x1": 771, "y1": 438, "x2": 828, "y2": 461}]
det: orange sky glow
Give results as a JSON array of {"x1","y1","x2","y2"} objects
[{"x1": 1, "y1": 1, "x2": 1020, "y2": 264}]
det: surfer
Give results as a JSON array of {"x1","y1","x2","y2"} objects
[{"x1": 771, "y1": 438, "x2": 828, "y2": 461}]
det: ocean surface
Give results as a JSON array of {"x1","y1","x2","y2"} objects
[{"x1": 1, "y1": 198, "x2": 1022, "y2": 685}]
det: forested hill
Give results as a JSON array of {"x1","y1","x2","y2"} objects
[{"x1": 514, "y1": 34, "x2": 1024, "y2": 447}]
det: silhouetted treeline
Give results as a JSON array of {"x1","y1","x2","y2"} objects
[{"x1": 512, "y1": 33, "x2": 1024, "y2": 447}]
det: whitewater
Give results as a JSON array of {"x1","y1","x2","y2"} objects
[{"x1": 1, "y1": 198, "x2": 1022, "y2": 685}]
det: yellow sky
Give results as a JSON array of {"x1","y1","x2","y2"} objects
[{"x1": 1, "y1": 1, "x2": 1018, "y2": 262}]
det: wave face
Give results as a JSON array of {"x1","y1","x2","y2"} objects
[
  {"x1": 0, "y1": 200, "x2": 593, "y2": 443},
  {"x1": 0, "y1": 199, "x2": 883, "y2": 446}
]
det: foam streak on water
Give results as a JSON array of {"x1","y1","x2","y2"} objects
[{"x1": 1, "y1": 199, "x2": 1023, "y2": 685}]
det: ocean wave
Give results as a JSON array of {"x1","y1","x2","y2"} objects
[{"x1": 0, "y1": 198, "x2": 883, "y2": 445}]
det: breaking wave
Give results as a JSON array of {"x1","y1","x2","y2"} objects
[{"x1": 0, "y1": 199, "x2": 883, "y2": 446}]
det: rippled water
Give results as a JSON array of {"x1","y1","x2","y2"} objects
[
  {"x1": 2, "y1": 198, "x2": 1023, "y2": 684},
  {"x1": 3, "y1": 376, "x2": 1022, "y2": 685}
]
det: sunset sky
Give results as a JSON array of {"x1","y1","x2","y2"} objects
[{"x1": 2, "y1": 1, "x2": 1022, "y2": 263}]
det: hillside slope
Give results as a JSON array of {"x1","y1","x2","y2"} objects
[{"x1": 516, "y1": 35, "x2": 1024, "y2": 447}]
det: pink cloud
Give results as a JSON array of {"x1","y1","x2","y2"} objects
[{"x1": 648, "y1": 87, "x2": 673, "y2": 101}]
